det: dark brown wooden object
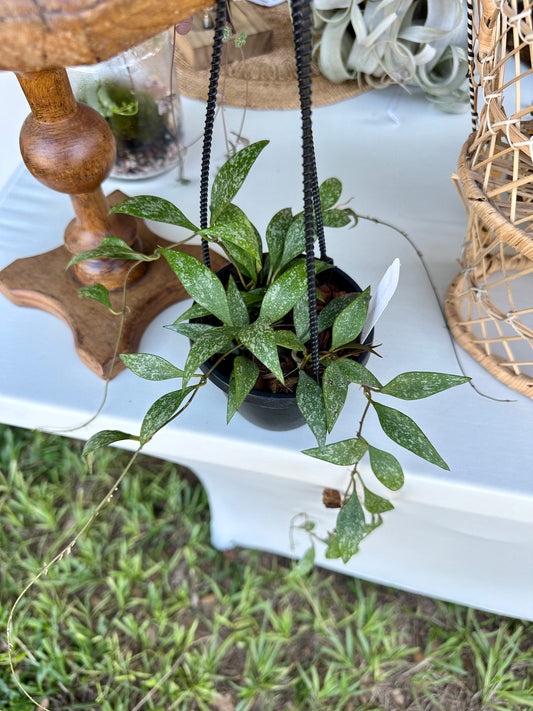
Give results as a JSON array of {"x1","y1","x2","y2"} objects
[{"x1": 0, "y1": 0, "x2": 217, "y2": 379}]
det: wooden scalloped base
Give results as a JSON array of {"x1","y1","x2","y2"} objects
[{"x1": 0, "y1": 190, "x2": 228, "y2": 380}]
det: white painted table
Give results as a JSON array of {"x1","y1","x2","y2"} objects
[{"x1": 1, "y1": 71, "x2": 532, "y2": 620}]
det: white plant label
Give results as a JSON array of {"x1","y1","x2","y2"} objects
[{"x1": 360, "y1": 258, "x2": 400, "y2": 342}]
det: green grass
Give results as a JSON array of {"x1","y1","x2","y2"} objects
[{"x1": 0, "y1": 423, "x2": 532, "y2": 710}]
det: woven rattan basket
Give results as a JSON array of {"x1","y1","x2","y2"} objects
[{"x1": 445, "y1": 0, "x2": 533, "y2": 398}]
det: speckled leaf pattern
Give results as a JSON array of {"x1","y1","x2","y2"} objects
[
  {"x1": 296, "y1": 371, "x2": 327, "y2": 450},
  {"x1": 380, "y1": 371, "x2": 471, "y2": 400},
  {"x1": 167, "y1": 322, "x2": 214, "y2": 340},
  {"x1": 260, "y1": 261, "x2": 308, "y2": 324},
  {"x1": 226, "y1": 276, "x2": 249, "y2": 327},
  {"x1": 317, "y1": 293, "x2": 357, "y2": 333},
  {"x1": 161, "y1": 249, "x2": 232, "y2": 326},
  {"x1": 82, "y1": 430, "x2": 138, "y2": 458},
  {"x1": 79, "y1": 284, "x2": 112, "y2": 310},
  {"x1": 120, "y1": 353, "x2": 184, "y2": 380},
  {"x1": 227, "y1": 371, "x2": 238, "y2": 423},
  {"x1": 322, "y1": 209, "x2": 353, "y2": 228},
  {"x1": 110, "y1": 195, "x2": 198, "y2": 232},
  {"x1": 202, "y1": 204, "x2": 261, "y2": 265},
  {"x1": 323, "y1": 361, "x2": 348, "y2": 432},
  {"x1": 372, "y1": 402, "x2": 449, "y2": 470},
  {"x1": 319, "y1": 177, "x2": 342, "y2": 209},
  {"x1": 368, "y1": 445, "x2": 404, "y2": 490},
  {"x1": 140, "y1": 387, "x2": 195, "y2": 446},
  {"x1": 336, "y1": 493, "x2": 366, "y2": 563},
  {"x1": 324, "y1": 535, "x2": 342, "y2": 559},
  {"x1": 280, "y1": 213, "x2": 307, "y2": 269},
  {"x1": 363, "y1": 486, "x2": 394, "y2": 514},
  {"x1": 234, "y1": 356, "x2": 259, "y2": 410},
  {"x1": 238, "y1": 321, "x2": 284, "y2": 384},
  {"x1": 293, "y1": 294, "x2": 311, "y2": 343},
  {"x1": 266, "y1": 207, "x2": 293, "y2": 273},
  {"x1": 170, "y1": 303, "x2": 211, "y2": 325},
  {"x1": 209, "y1": 140, "x2": 269, "y2": 222},
  {"x1": 67, "y1": 236, "x2": 149, "y2": 267},
  {"x1": 331, "y1": 287, "x2": 371, "y2": 350},
  {"x1": 221, "y1": 239, "x2": 259, "y2": 280},
  {"x1": 273, "y1": 330, "x2": 305, "y2": 352},
  {"x1": 336, "y1": 359, "x2": 381, "y2": 389},
  {"x1": 184, "y1": 327, "x2": 237, "y2": 383},
  {"x1": 302, "y1": 437, "x2": 368, "y2": 466}
]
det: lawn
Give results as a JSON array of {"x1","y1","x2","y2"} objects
[{"x1": 1, "y1": 423, "x2": 532, "y2": 710}]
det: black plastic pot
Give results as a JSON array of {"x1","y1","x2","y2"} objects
[{"x1": 197, "y1": 264, "x2": 374, "y2": 431}]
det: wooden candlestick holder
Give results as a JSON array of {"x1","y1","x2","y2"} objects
[{"x1": 0, "y1": 0, "x2": 216, "y2": 379}]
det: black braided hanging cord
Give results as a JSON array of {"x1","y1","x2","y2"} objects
[
  {"x1": 291, "y1": 0, "x2": 330, "y2": 379},
  {"x1": 199, "y1": 0, "x2": 228, "y2": 268}
]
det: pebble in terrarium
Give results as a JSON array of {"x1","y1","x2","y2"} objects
[{"x1": 69, "y1": 30, "x2": 183, "y2": 179}]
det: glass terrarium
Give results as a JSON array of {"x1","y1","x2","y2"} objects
[{"x1": 69, "y1": 30, "x2": 183, "y2": 179}]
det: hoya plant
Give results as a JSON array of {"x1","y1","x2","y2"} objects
[{"x1": 73, "y1": 140, "x2": 469, "y2": 563}]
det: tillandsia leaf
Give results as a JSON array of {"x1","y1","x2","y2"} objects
[
  {"x1": 202, "y1": 203, "x2": 262, "y2": 265},
  {"x1": 372, "y1": 401, "x2": 449, "y2": 470},
  {"x1": 317, "y1": 293, "x2": 357, "y2": 333},
  {"x1": 266, "y1": 207, "x2": 293, "y2": 274},
  {"x1": 210, "y1": 140, "x2": 269, "y2": 222},
  {"x1": 274, "y1": 330, "x2": 306, "y2": 352},
  {"x1": 260, "y1": 260, "x2": 308, "y2": 324},
  {"x1": 170, "y1": 303, "x2": 212, "y2": 325},
  {"x1": 319, "y1": 177, "x2": 342, "y2": 209},
  {"x1": 183, "y1": 326, "x2": 237, "y2": 384},
  {"x1": 368, "y1": 445, "x2": 404, "y2": 490},
  {"x1": 303, "y1": 437, "x2": 368, "y2": 466},
  {"x1": 109, "y1": 195, "x2": 199, "y2": 232},
  {"x1": 323, "y1": 208, "x2": 358, "y2": 228},
  {"x1": 322, "y1": 361, "x2": 348, "y2": 432},
  {"x1": 226, "y1": 275, "x2": 249, "y2": 327},
  {"x1": 336, "y1": 359, "x2": 382, "y2": 389},
  {"x1": 296, "y1": 371, "x2": 327, "y2": 450},
  {"x1": 231, "y1": 356, "x2": 259, "y2": 421},
  {"x1": 336, "y1": 493, "x2": 366, "y2": 563},
  {"x1": 166, "y1": 322, "x2": 214, "y2": 340},
  {"x1": 238, "y1": 321, "x2": 284, "y2": 384},
  {"x1": 67, "y1": 236, "x2": 151, "y2": 268},
  {"x1": 293, "y1": 293, "x2": 311, "y2": 343},
  {"x1": 140, "y1": 387, "x2": 196, "y2": 446},
  {"x1": 78, "y1": 284, "x2": 113, "y2": 311},
  {"x1": 82, "y1": 430, "x2": 139, "y2": 459},
  {"x1": 363, "y1": 486, "x2": 394, "y2": 514},
  {"x1": 280, "y1": 212, "x2": 307, "y2": 270},
  {"x1": 120, "y1": 353, "x2": 184, "y2": 380},
  {"x1": 331, "y1": 287, "x2": 371, "y2": 350},
  {"x1": 161, "y1": 249, "x2": 232, "y2": 326},
  {"x1": 379, "y1": 371, "x2": 471, "y2": 400}
]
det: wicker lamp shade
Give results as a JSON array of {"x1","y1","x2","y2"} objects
[{"x1": 445, "y1": 0, "x2": 533, "y2": 398}]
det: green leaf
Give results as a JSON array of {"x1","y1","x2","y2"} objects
[
  {"x1": 78, "y1": 284, "x2": 113, "y2": 311},
  {"x1": 380, "y1": 372, "x2": 471, "y2": 400},
  {"x1": 292, "y1": 545, "x2": 316, "y2": 576},
  {"x1": 323, "y1": 208, "x2": 358, "y2": 228},
  {"x1": 184, "y1": 326, "x2": 236, "y2": 383},
  {"x1": 165, "y1": 322, "x2": 214, "y2": 340},
  {"x1": 280, "y1": 212, "x2": 307, "y2": 269},
  {"x1": 372, "y1": 402, "x2": 449, "y2": 470},
  {"x1": 336, "y1": 493, "x2": 366, "y2": 563},
  {"x1": 140, "y1": 387, "x2": 196, "y2": 445},
  {"x1": 226, "y1": 275, "x2": 249, "y2": 327},
  {"x1": 238, "y1": 321, "x2": 283, "y2": 383},
  {"x1": 363, "y1": 486, "x2": 394, "y2": 514},
  {"x1": 260, "y1": 260, "x2": 308, "y2": 324},
  {"x1": 336, "y1": 359, "x2": 381, "y2": 389},
  {"x1": 319, "y1": 177, "x2": 342, "y2": 210},
  {"x1": 109, "y1": 195, "x2": 198, "y2": 232},
  {"x1": 322, "y1": 361, "x2": 348, "y2": 432},
  {"x1": 120, "y1": 353, "x2": 184, "y2": 380},
  {"x1": 266, "y1": 207, "x2": 293, "y2": 273},
  {"x1": 325, "y1": 534, "x2": 342, "y2": 559},
  {"x1": 82, "y1": 430, "x2": 138, "y2": 458},
  {"x1": 317, "y1": 293, "x2": 357, "y2": 333},
  {"x1": 202, "y1": 203, "x2": 262, "y2": 265},
  {"x1": 293, "y1": 293, "x2": 311, "y2": 343},
  {"x1": 331, "y1": 287, "x2": 371, "y2": 350},
  {"x1": 221, "y1": 239, "x2": 259, "y2": 280},
  {"x1": 368, "y1": 446, "x2": 404, "y2": 490},
  {"x1": 67, "y1": 236, "x2": 149, "y2": 268},
  {"x1": 296, "y1": 371, "x2": 327, "y2": 450},
  {"x1": 273, "y1": 330, "x2": 305, "y2": 352},
  {"x1": 161, "y1": 249, "x2": 232, "y2": 326},
  {"x1": 210, "y1": 140, "x2": 269, "y2": 222},
  {"x1": 303, "y1": 437, "x2": 367, "y2": 466},
  {"x1": 230, "y1": 356, "x2": 259, "y2": 422},
  {"x1": 170, "y1": 303, "x2": 212, "y2": 325}
]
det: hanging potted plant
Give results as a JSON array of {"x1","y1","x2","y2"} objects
[{"x1": 70, "y1": 0, "x2": 470, "y2": 563}]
